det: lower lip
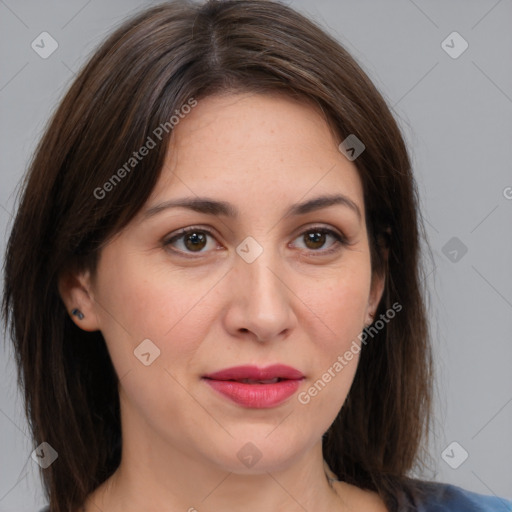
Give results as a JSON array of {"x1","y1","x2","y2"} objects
[{"x1": 203, "y1": 378, "x2": 302, "y2": 408}]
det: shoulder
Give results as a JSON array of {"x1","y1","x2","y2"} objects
[
  {"x1": 38, "y1": 507, "x2": 50, "y2": 512},
  {"x1": 413, "y1": 480, "x2": 512, "y2": 512}
]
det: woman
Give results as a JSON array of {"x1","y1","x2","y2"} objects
[{"x1": 2, "y1": 1, "x2": 511, "y2": 511}]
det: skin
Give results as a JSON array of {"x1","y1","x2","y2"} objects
[{"x1": 60, "y1": 92, "x2": 388, "y2": 512}]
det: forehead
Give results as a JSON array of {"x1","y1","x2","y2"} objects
[{"x1": 148, "y1": 92, "x2": 364, "y2": 216}]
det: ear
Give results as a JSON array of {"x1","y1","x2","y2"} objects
[
  {"x1": 364, "y1": 244, "x2": 389, "y2": 326},
  {"x1": 58, "y1": 266, "x2": 101, "y2": 332},
  {"x1": 365, "y1": 270, "x2": 385, "y2": 326}
]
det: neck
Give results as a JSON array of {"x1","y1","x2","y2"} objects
[{"x1": 85, "y1": 433, "x2": 347, "y2": 512}]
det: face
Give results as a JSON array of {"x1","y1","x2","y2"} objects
[{"x1": 62, "y1": 92, "x2": 385, "y2": 474}]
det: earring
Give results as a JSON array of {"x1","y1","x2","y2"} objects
[{"x1": 71, "y1": 308, "x2": 84, "y2": 320}]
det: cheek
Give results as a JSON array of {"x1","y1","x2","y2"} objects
[
  {"x1": 294, "y1": 266, "x2": 370, "y2": 411},
  {"x1": 297, "y1": 350, "x2": 360, "y2": 438},
  {"x1": 296, "y1": 274, "x2": 367, "y2": 419},
  {"x1": 93, "y1": 250, "x2": 219, "y2": 376},
  {"x1": 92, "y1": 252, "x2": 217, "y2": 432},
  {"x1": 303, "y1": 266, "x2": 371, "y2": 350}
]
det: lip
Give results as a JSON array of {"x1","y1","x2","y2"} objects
[
  {"x1": 202, "y1": 365, "x2": 304, "y2": 408},
  {"x1": 203, "y1": 364, "x2": 304, "y2": 381}
]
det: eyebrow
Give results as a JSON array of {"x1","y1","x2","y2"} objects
[{"x1": 143, "y1": 193, "x2": 362, "y2": 221}]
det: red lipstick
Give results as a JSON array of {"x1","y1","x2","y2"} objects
[{"x1": 202, "y1": 364, "x2": 304, "y2": 408}]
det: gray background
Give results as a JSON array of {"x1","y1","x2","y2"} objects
[{"x1": 1, "y1": 0, "x2": 511, "y2": 510}]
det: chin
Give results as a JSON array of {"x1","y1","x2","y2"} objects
[{"x1": 197, "y1": 428, "x2": 315, "y2": 475}]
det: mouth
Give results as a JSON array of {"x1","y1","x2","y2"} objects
[
  {"x1": 202, "y1": 365, "x2": 304, "y2": 408},
  {"x1": 208, "y1": 377, "x2": 284, "y2": 384},
  {"x1": 202, "y1": 364, "x2": 304, "y2": 382}
]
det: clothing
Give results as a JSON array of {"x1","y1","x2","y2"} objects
[
  {"x1": 415, "y1": 481, "x2": 512, "y2": 511},
  {"x1": 37, "y1": 481, "x2": 512, "y2": 511}
]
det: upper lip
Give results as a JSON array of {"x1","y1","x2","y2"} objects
[{"x1": 203, "y1": 364, "x2": 304, "y2": 381}]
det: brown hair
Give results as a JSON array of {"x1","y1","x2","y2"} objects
[{"x1": 2, "y1": 1, "x2": 435, "y2": 510}]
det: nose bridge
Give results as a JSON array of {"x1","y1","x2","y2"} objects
[
  {"x1": 231, "y1": 236, "x2": 294, "y2": 339},
  {"x1": 239, "y1": 239, "x2": 284, "y2": 304}
]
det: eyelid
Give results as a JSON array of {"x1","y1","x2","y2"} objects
[
  {"x1": 291, "y1": 223, "x2": 346, "y2": 242},
  {"x1": 163, "y1": 224, "x2": 349, "y2": 257},
  {"x1": 163, "y1": 225, "x2": 222, "y2": 255},
  {"x1": 289, "y1": 225, "x2": 348, "y2": 256}
]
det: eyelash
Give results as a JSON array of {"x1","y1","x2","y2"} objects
[{"x1": 163, "y1": 225, "x2": 348, "y2": 258}]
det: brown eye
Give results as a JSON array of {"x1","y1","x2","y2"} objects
[
  {"x1": 164, "y1": 227, "x2": 216, "y2": 254},
  {"x1": 303, "y1": 230, "x2": 327, "y2": 250},
  {"x1": 182, "y1": 231, "x2": 207, "y2": 252},
  {"x1": 292, "y1": 227, "x2": 347, "y2": 255}
]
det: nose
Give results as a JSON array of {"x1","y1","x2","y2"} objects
[{"x1": 223, "y1": 246, "x2": 297, "y2": 343}]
